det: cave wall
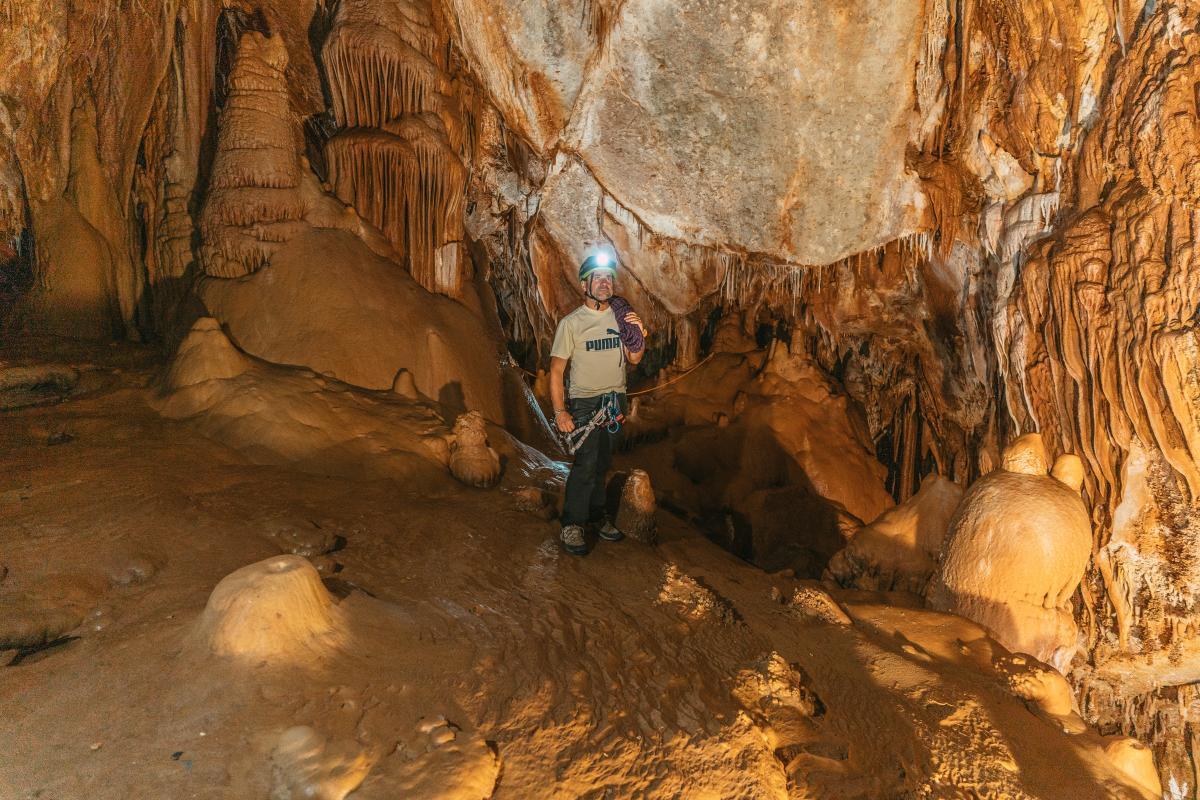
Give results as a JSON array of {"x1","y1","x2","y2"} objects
[
  {"x1": 995, "y1": 7, "x2": 1200, "y2": 787},
  {"x1": 3, "y1": 0, "x2": 1200, "y2": 791}
]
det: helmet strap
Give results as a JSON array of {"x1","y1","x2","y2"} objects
[{"x1": 584, "y1": 275, "x2": 608, "y2": 308}]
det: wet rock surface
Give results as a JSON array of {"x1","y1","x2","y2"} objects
[{"x1": 0, "y1": 346, "x2": 1157, "y2": 799}]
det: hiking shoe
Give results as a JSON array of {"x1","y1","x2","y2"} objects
[
  {"x1": 560, "y1": 524, "x2": 588, "y2": 556},
  {"x1": 597, "y1": 519, "x2": 624, "y2": 542}
]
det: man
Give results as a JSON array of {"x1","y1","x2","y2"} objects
[{"x1": 550, "y1": 251, "x2": 646, "y2": 555}]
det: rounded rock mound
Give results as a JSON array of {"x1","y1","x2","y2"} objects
[{"x1": 195, "y1": 555, "x2": 344, "y2": 662}]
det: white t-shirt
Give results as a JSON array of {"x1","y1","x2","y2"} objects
[{"x1": 550, "y1": 304, "x2": 627, "y2": 398}]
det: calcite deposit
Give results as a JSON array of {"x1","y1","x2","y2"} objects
[
  {"x1": 827, "y1": 473, "x2": 964, "y2": 594},
  {"x1": 615, "y1": 468, "x2": 657, "y2": 544},
  {"x1": 449, "y1": 410, "x2": 502, "y2": 488},
  {"x1": 928, "y1": 434, "x2": 1093, "y2": 672},
  {"x1": 3, "y1": 0, "x2": 1200, "y2": 794},
  {"x1": 196, "y1": 555, "x2": 344, "y2": 662}
]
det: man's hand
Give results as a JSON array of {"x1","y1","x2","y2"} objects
[
  {"x1": 555, "y1": 410, "x2": 576, "y2": 433},
  {"x1": 623, "y1": 311, "x2": 647, "y2": 337}
]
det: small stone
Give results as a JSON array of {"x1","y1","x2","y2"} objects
[
  {"x1": 512, "y1": 486, "x2": 554, "y2": 519},
  {"x1": 418, "y1": 716, "x2": 448, "y2": 734}
]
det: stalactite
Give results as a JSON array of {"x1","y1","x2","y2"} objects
[
  {"x1": 915, "y1": 0, "x2": 951, "y2": 148},
  {"x1": 1077, "y1": 679, "x2": 1200, "y2": 799},
  {"x1": 322, "y1": 0, "x2": 443, "y2": 129},
  {"x1": 320, "y1": 0, "x2": 471, "y2": 295},
  {"x1": 325, "y1": 116, "x2": 465, "y2": 289},
  {"x1": 488, "y1": 206, "x2": 555, "y2": 357}
]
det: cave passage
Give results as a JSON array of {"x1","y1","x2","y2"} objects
[{"x1": 0, "y1": 1, "x2": 1196, "y2": 798}]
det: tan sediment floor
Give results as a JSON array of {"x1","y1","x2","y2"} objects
[{"x1": 0, "y1": 343, "x2": 1151, "y2": 799}]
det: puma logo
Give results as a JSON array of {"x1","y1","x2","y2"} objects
[{"x1": 585, "y1": 336, "x2": 622, "y2": 352}]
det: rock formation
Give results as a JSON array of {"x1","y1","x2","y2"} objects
[
  {"x1": 193, "y1": 22, "x2": 508, "y2": 422},
  {"x1": 624, "y1": 337, "x2": 889, "y2": 575},
  {"x1": 3, "y1": 0, "x2": 1200, "y2": 790},
  {"x1": 195, "y1": 555, "x2": 344, "y2": 661},
  {"x1": 270, "y1": 726, "x2": 373, "y2": 800},
  {"x1": 928, "y1": 434, "x2": 1093, "y2": 672},
  {"x1": 0, "y1": 364, "x2": 79, "y2": 409},
  {"x1": 827, "y1": 473, "x2": 963, "y2": 594},
  {"x1": 614, "y1": 469, "x2": 657, "y2": 544},
  {"x1": 159, "y1": 317, "x2": 457, "y2": 488},
  {"x1": 449, "y1": 410, "x2": 502, "y2": 488},
  {"x1": 322, "y1": 0, "x2": 473, "y2": 296}
]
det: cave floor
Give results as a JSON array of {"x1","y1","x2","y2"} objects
[{"x1": 0, "y1": 342, "x2": 1149, "y2": 799}]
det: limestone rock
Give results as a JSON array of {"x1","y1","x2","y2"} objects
[
  {"x1": 1101, "y1": 737, "x2": 1162, "y2": 800},
  {"x1": 827, "y1": 474, "x2": 963, "y2": 594},
  {"x1": 391, "y1": 369, "x2": 419, "y2": 400},
  {"x1": 451, "y1": 0, "x2": 929, "y2": 266},
  {"x1": 0, "y1": 572, "x2": 108, "y2": 650},
  {"x1": 0, "y1": 596, "x2": 86, "y2": 651},
  {"x1": 0, "y1": 365, "x2": 80, "y2": 410},
  {"x1": 927, "y1": 434, "x2": 1092, "y2": 672},
  {"x1": 1000, "y1": 433, "x2": 1048, "y2": 475},
  {"x1": 449, "y1": 411, "x2": 502, "y2": 488},
  {"x1": 615, "y1": 469, "x2": 657, "y2": 544},
  {"x1": 270, "y1": 726, "x2": 372, "y2": 800},
  {"x1": 201, "y1": 228, "x2": 507, "y2": 421},
  {"x1": 788, "y1": 585, "x2": 852, "y2": 626},
  {"x1": 164, "y1": 318, "x2": 252, "y2": 390},
  {"x1": 196, "y1": 556, "x2": 344, "y2": 662},
  {"x1": 1050, "y1": 454, "x2": 1084, "y2": 492},
  {"x1": 992, "y1": 652, "x2": 1081, "y2": 727},
  {"x1": 511, "y1": 486, "x2": 555, "y2": 519},
  {"x1": 657, "y1": 564, "x2": 738, "y2": 626}
]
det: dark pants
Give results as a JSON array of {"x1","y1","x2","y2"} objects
[{"x1": 562, "y1": 393, "x2": 626, "y2": 527}]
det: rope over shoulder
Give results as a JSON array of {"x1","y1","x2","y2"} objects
[{"x1": 608, "y1": 296, "x2": 645, "y2": 354}]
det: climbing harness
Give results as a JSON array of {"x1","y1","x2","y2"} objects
[{"x1": 562, "y1": 392, "x2": 625, "y2": 455}]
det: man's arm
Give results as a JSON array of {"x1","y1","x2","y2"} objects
[{"x1": 549, "y1": 356, "x2": 573, "y2": 432}]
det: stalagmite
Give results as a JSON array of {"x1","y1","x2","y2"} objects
[
  {"x1": 615, "y1": 469, "x2": 657, "y2": 544},
  {"x1": 164, "y1": 317, "x2": 252, "y2": 389},
  {"x1": 198, "y1": 32, "x2": 301, "y2": 279},
  {"x1": 449, "y1": 410, "x2": 502, "y2": 488},
  {"x1": 928, "y1": 433, "x2": 1092, "y2": 672},
  {"x1": 1051, "y1": 454, "x2": 1084, "y2": 491},
  {"x1": 195, "y1": 556, "x2": 344, "y2": 662}
]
